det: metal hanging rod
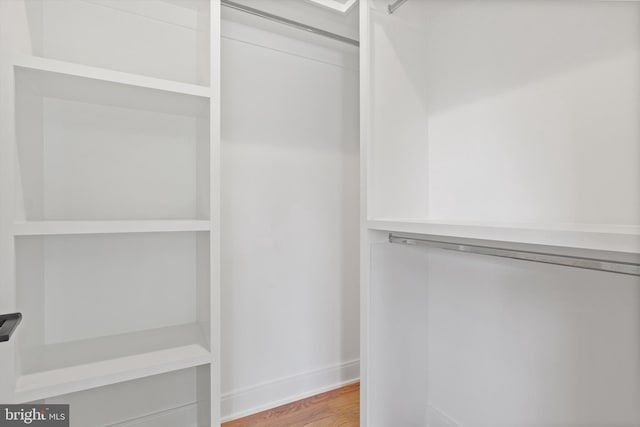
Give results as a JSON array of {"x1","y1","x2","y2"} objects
[
  {"x1": 389, "y1": 234, "x2": 640, "y2": 276},
  {"x1": 221, "y1": 0, "x2": 360, "y2": 47},
  {"x1": 388, "y1": 0, "x2": 410, "y2": 14}
]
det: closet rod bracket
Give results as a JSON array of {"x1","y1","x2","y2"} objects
[{"x1": 388, "y1": 0, "x2": 410, "y2": 14}]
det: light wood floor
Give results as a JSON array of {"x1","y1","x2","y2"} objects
[{"x1": 223, "y1": 383, "x2": 360, "y2": 427}]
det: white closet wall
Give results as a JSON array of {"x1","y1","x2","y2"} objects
[{"x1": 220, "y1": 11, "x2": 360, "y2": 420}]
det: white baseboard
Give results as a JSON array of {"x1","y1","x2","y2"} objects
[{"x1": 221, "y1": 359, "x2": 360, "y2": 422}]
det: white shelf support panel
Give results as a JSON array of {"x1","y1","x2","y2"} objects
[{"x1": 389, "y1": 233, "x2": 640, "y2": 276}]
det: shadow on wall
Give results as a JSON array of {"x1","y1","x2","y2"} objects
[{"x1": 375, "y1": 0, "x2": 640, "y2": 116}]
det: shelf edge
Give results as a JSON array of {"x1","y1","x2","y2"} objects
[
  {"x1": 367, "y1": 219, "x2": 640, "y2": 254},
  {"x1": 13, "y1": 220, "x2": 212, "y2": 236},
  {"x1": 12, "y1": 55, "x2": 212, "y2": 99},
  {"x1": 13, "y1": 344, "x2": 212, "y2": 403}
]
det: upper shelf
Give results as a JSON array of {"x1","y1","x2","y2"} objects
[
  {"x1": 368, "y1": 219, "x2": 640, "y2": 254},
  {"x1": 13, "y1": 56, "x2": 210, "y2": 117},
  {"x1": 14, "y1": 56, "x2": 211, "y2": 98},
  {"x1": 19, "y1": 0, "x2": 210, "y2": 85}
]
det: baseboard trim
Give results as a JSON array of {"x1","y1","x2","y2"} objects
[{"x1": 221, "y1": 359, "x2": 360, "y2": 422}]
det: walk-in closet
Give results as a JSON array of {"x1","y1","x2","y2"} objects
[{"x1": 1, "y1": 0, "x2": 639, "y2": 426}]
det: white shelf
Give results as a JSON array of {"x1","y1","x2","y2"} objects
[
  {"x1": 14, "y1": 56, "x2": 211, "y2": 221},
  {"x1": 368, "y1": 219, "x2": 640, "y2": 254},
  {"x1": 14, "y1": 323, "x2": 212, "y2": 403},
  {"x1": 13, "y1": 55, "x2": 211, "y2": 98},
  {"x1": 13, "y1": 220, "x2": 211, "y2": 236},
  {"x1": 14, "y1": 56, "x2": 210, "y2": 117}
]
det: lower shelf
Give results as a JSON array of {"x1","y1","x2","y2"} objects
[
  {"x1": 108, "y1": 402, "x2": 199, "y2": 427},
  {"x1": 33, "y1": 366, "x2": 211, "y2": 427},
  {"x1": 15, "y1": 323, "x2": 212, "y2": 402}
]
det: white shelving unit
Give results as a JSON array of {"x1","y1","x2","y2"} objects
[
  {"x1": 0, "y1": 0, "x2": 220, "y2": 425},
  {"x1": 360, "y1": 0, "x2": 640, "y2": 426}
]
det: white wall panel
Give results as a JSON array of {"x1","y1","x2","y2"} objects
[{"x1": 220, "y1": 17, "x2": 360, "y2": 420}]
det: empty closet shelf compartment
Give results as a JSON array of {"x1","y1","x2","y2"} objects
[
  {"x1": 21, "y1": 0, "x2": 211, "y2": 85},
  {"x1": 14, "y1": 324, "x2": 212, "y2": 402},
  {"x1": 27, "y1": 366, "x2": 212, "y2": 427},
  {"x1": 14, "y1": 62, "x2": 210, "y2": 221},
  {"x1": 367, "y1": 0, "x2": 640, "y2": 235},
  {"x1": 14, "y1": 231, "x2": 212, "y2": 401}
]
